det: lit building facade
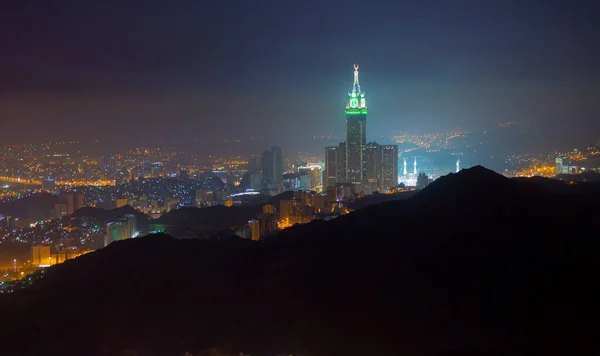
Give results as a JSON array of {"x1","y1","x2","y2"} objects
[
  {"x1": 104, "y1": 214, "x2": 136, "y2": 247},
  {"x1": 324, "y1": 65, "x2": 398, "y2": 192},
  {"x1": 31, "y1": 245, "x2": 52, "y2": 267},
  {"x1": 345, "y1": 64, "x2": 368, "y2": 182},
  {"x1": 380, "y1": 145, "x2": 399, "y2": 191},
  {"x1": 272, "y1": 146, "x2": 284, "y2": 184},
  {"x1": 324, "y1": 146, "x2": 339, "y2": 188},
  {"x1": 261, "y1": 146, "x2": 284, "y2": 193},
  {"x1": 364, "y1": 142, "x2": 379, "y2": 184}
]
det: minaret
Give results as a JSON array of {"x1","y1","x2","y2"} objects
[
  {"x1": 413, "y1": 157, "x2": 417, "y2": 175},
  {"x1": 456, "y1": 157, "x2": 460, "y2": 173},
  {"x1": 403, "y1": 157, "x2": 407, "y2": 176}
]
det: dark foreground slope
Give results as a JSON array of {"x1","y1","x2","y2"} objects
[{"x1": 0, "y1": 166, "x2": 598, "y2": 356}]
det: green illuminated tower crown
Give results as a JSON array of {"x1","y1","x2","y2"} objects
[{"x1": 346, "y1": 63, "x2": 367, "y2": 115}]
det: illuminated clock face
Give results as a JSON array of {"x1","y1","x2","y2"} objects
[
  {"x1": 360, "y1": 98, "x2": 366, "y2": 107},
  {"x1": 350, "y1": 98, "x2": 358, "y2": 108}
]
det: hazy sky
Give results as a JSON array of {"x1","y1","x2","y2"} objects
[{"x1": 1, "y1": 0, "x2": 599, "y2": 151}]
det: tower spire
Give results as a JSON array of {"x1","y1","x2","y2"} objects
[{"x1": 353, "y1": 63, "x2": 361, "y2": 93}]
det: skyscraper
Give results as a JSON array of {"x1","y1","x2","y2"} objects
[
  {"x1": 364, "y1": 142, "x2": 380, "y2": 184},
  {"x1": 272, "y1": 146, "x2": 283, "y2": 184},
  {"x1": 59, "y1": 192, "x2": 75, "y2": 215},
  {"x1": 261, "y1": 146, "x2": 284, "y2": 194},
  {"x1": 324, "y1": 146, "x2": 339, "y2": 188},
  {"x1": 247, "y1": 156, "x2": 259, "y2": 175},
  {"x1": 324, "y1": 64, "x2": 396, "y2": 193},
  {"x1": 31, "y1": 245, "x2": 52, "y2": 267},
  {"x1": 336, "y1": 142, "x2": 347, "y2": 184},
  {"x1": 261, "y1": 150, "x2": 274, "y2": 185},
  {"x1": 105, "y1": 214, "x2": 136, "y2": 247},
  {"x1": 345, "y1": 64, "x2": 368, "y2": 182},
  {"x1": 380, "y1": 145, "x2": 399, "y2": 191}
]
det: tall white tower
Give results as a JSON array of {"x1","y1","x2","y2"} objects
[
  {"x1": 413, "y1": 157, "x2": 417, "y2": 175},
  {"x1": 403, "y1": 157, "x2": 407, "y2": 176},
  {"x1": 456, "y1": 157, "x2": 460, "y2": 173}
]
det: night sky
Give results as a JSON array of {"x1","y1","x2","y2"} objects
[{"x1": 1, "y1": 0, "x2": 599, "y2": 152}]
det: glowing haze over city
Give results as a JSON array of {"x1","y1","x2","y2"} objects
[{"x1": 0, "y1": 1, "x2": 598, "y2": 355}]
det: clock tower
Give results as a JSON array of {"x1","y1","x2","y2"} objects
[{"x1": 345, "y1": 64, "x2": 368, "y2": 182}]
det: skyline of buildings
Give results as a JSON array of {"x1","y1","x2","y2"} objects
[{"x1": 1, "y1": 62, "x2": 599, "y2": 281}]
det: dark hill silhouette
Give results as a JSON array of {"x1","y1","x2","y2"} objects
[
  {"x1": 267, "y1": 190, "x2": 294, "y2": 204},
  {"x1": 0, "y1": 191, "x2": 57, "y2": 219},
  {"x1": 347, "y1": 189, "x2": 418, "y2": 210},
  {"x1": 72, "y1": 205, "x2": 148, "y2": 223},
  {"x1": 0, "y1": 167, "x2": 598, "y2": 355},
  {"x1": 413, "y1": 165, "x2": 543, "y2": 203},
  {"x1": 72, "y1": 205, "x2": 150, "y2": 234},
  {"x1": 156, "y1": 205, "x2": 260, "y2": 238},
  {"x1": 73, "y1": 204, "x2": 139, "y2": 217},
  {"x1": 557, "y1": 170, "x2": 600, "y2": 183}
]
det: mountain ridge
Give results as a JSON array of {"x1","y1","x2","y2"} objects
[{"x1": 0, "y1": 167, "x2": 597, "y2": 355}]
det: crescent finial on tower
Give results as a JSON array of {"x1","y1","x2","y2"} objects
[{"x1": 353, "y1": 63, "x2": 361, "y2": 93}]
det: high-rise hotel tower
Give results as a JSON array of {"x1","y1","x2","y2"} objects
[
  {"x1": 345, "y1": 63, "x2": 368, "y2": 182},
  {"x1": 324, "y1": 65, "x2": 398, "y2": 193}
]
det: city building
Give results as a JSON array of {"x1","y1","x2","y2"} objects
[
  {"x1": 345, "y1": 64, "x2": 368, "y2": 183},
  {"x1": 324, "y1": 146, "x2": 339, "y2": 188},
  {"x1": 249, "y1": 219, "x2": 260, "y2": 241},
  {"x1": 42, "y1": 178, "x2": 55, "y2": 192},
  {"x1": 59, "y1": 192, "x2": 75, "y2": 215},
  {"x1": 261, "y1": 150, "x2": 274, "y2": 185},
  {"x1": 51, "y1": 203, "x2": 68, "y2": 220},
  {"x1": 261, "y1": 146, "x2": 284, "y2": 188},
  {"x1": 195, "y1": 189, "x2": 214, "y2": 206},
  {"x1": 247, "y1": 156, "x2": 260, "y2": 175},
  {"x1": 324, "y1": 65, "x2": 398, "y2": 192},
  {"x1": 105, "y1": 214, "x2": 136, "y2": 247},
  {"x1": 272, "y1": 146, "x2": 283, "y2": 185},
  {"x1": 363, "y1": 142, "x2": 379, "y2": 184},
  {"x1": 31, "y1": 245, "x2": 52, "y2": 267},
  {"x1": 259, "y1": 204, "x2": 278, "y2": 237},
  {"x1": 379, "y1": 145, "x2": 399, "y2": 191}
]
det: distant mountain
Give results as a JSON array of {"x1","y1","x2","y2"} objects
[{"x1": 0, "y1": 166, "x2": 597, "y2": 355}]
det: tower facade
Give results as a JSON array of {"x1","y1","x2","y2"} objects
[
  {"x1": 380, "y1": 145, "x2": 399, "y2": 191},
  {"x1": 345, "y1": 64, "x2": 368, "y2": 182},
  {"x1": 261, "y1": 146, "x2": 283, "y2": 186},
  {"x1": 363, "y1": 142, "x2": 379, "y2": 183},
  {"x1": 261, "y1": 150, "x2": 274, "y2": 185},
  {"x1": 325, "y1": 64, "x2": 398, "y2": 192},
  {"x1": 324, "y1": 146, "x2": 339, "y2": 188},
  {"x1": 272, "y1": 146, "x2": 283, "y2": 184}
]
